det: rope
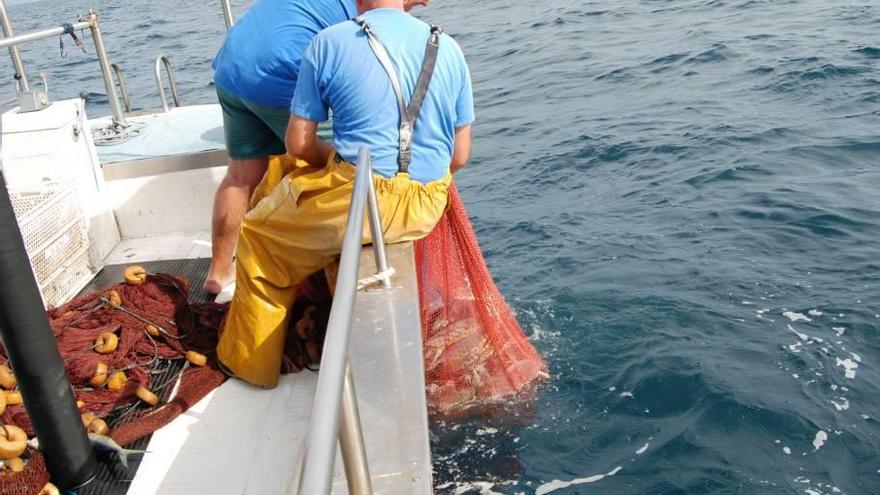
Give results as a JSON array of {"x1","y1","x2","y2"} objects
[
  {"x1": 59, "y1": 23, "x2": 85, "y2": 59},
  {"x1": 357, "y1": 268, "x2": 396, "y2": 290}
]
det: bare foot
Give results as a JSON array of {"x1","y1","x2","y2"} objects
[{"x1": 203, "y1": 261, "x2": 235, "y2": 294}]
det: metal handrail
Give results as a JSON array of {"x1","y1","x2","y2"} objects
[
  {"x1": 154, "y1": 55, "x2": 180, "y2": 112},
  {"x1": 220, "y1": 0, "x2": 234, "y2": 30},
  {"x1": 110, "y1": 63, "x2": 131, "y2": 113},
  {"x1": 297, "y1": 148, "x2": 390, "y2": 494},
  {"x1": 0, "y1": 0, "x2": 29, "y2": 92},
  {"x1": 0, "y1": 7, "x2": 127, "y2": 127}
]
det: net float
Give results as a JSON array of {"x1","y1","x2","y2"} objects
[
  {"x1": 185, "y1": 351, "x2": 207, "y2": 367},
  {"x1": 105, "y1": 290, "x2": 122, "y2": 308},
  {"x1": 94, "y1": 332, "x2": 118, "y2": 354},
  {"x1": 5, "y1": 391, "x2": 22, "y2": 406},
  {"x1": 90, "y1": 362, "x2": 108, "y2": 387},
  {"x1": 136, "y1": 386, "x2": 159, "y2": 406},
  {"x1": 295, "y1": 318, "x2": 316, "y2": 340},
  {"x1": 123, "y1": 265, "x2": 148, "y2": 285},
  {"x1": 0, "y1": 366, "x2": 15, "y2": 390},
  {"x1": 0, "y1": 425, "x2": 27, "y2": 460},
  {"x1": 81, "y1": 412, "x2": 97, "y2": 428},
  {"x1": 87, "y1": 418, "x2": 109, "y2": 436},
  {"x1": 39, "y1": 482, "x2": 60, "y2": 495},
  {"x1": 6, "y1": 457, "x2": 24, "y2": 472},
  {"x1": 107, "y1": 371, "x2": 127, "y2": 391}
]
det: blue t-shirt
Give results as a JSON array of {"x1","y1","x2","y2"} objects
[
  {"x1": 213, "y1": 0, "x2": 356, "y2": 109},
  {"x1": 291, "y1": 9, "x2": 475, "y2": 183}
]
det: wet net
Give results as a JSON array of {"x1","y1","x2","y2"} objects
[
  {"x1": 0, "y1": 185, "x2": 545, "y2": 491},
  {"x1": 415, "y1": 184, "x2": 548, "y2": 417}
]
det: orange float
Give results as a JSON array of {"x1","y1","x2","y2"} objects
[{"x1": 124, "y1": 265, "x2": 148, "y2": 285}]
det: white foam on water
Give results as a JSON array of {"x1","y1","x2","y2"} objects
[
  {"x1": 608, "y1": 386, "x2": 616, "y2": 392},
  {"x1": 620, "y1": 391, "x2": 634, "y2": 398},
  {"x1": 813, "y1": 431, "x2": 828, "y2": 451},
  {"x1": 805, "y1": 489, "x2": 822, "y2": 495},
  {"x1": 808, "y1": 309, "x2": 823, "y2": 316},
  {"x1": 450, "y1": 481, "x2": 503, "y2": 494},
  {"x1": 788, "y1": 325, "x2": 810, "y2": 341},
  {"x1": 831, "y1": 398, "x2": 850, "y2": 411},
  {"x1": 476, "y1": 427, "x2": 498, "y2": 436},
  {"x1": 535, "y1": 466, "x2": 623, "y2": 495},
  {"x1": 784, "y1": 311, "x2": 812, "y2": 322},
  {"x1": 861, "y1": 414, "x2": 870, "y2": 420},
  {"x1": 850, "y1": 352, "x2": 862, "y2": 363},
  {"x1": 784, "y1": 447, "x2": 792, "y2": 455},
  {"x1": 835, "y1": 357, "x2": 858, "y2": 379},
  {"x1": 832, "y1": 327, "x2": 845, "y2": 336},
  {"x1": 636, "y1": 442, "x2": 649, "y2": 455},
  {"x1": 742, "y1": 300, "x2": 755, "y2": 305}
]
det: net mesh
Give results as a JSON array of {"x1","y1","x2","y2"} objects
[
  {"x1": 415, "y1": 184, "x2": 548, "y2": 417},
  {"x1": 0, "y1": 272, "x2": 330, "y2": 494},
  {"x1": 0, "y1": 186, "x2": 546, "y2": 491}
]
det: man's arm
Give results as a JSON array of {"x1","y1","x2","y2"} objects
[
  {"x1": 403, "y1": 0, "x2": 430, "y2": 11},
  {"x1": 450, "y1": 124, "x2": 472, "y2": 173},
  {"x1": 286, "y1": 115, "x2": 334, "y2": 167}
]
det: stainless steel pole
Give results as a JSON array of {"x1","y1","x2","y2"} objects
[
  {"x1": 220, "y1": 0, "x2": 234, "y2": 30},
  {"x1": 86, "y1": 11, "x2": 126, "y2": 126},
  {"x1": 364, "y1": 157, "x2": 391, "y2": 287},
  {"x1": 298, "y1": 147, "x2": 372, "y2": 495},
  {"x1": 0, "y1": 0, "x2": 29, "y2": 92},
  {"x1": 0, "y1": 21, "x2": 89, "y2": 50},
  {"x1": 338, "y1": 362, "x2": 373, "y2": 495}
]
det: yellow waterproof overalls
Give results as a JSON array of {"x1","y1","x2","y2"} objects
[{"x1": 217, "y1": 20, "x2": 449, "y2": 388}]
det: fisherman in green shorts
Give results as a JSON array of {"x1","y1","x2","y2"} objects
[{"x1": 207, "y1": 0, "x2": 428, "y2": 298}]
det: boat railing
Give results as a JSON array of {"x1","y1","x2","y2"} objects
[
  {"x1": 296, "y1": 147, "x2": 391, "y2": 495},
  {"x1": 110, "y1": 63, "x2": 131, "y2": 114},
  {"x1": 154, "y1": 55, "x2": 181, "y2": 112},
  {"x1": 0, "y1": 5, "x2": 128, "y2": 133},
  {"x1": 220, "y1": 0, "x2": 234, "y2": 30}
]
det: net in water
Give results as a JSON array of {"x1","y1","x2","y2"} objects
[{"x1": 416, "y1": 184, "x2": 548, "y2": 417}]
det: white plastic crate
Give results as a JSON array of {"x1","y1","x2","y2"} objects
[
  {"x1": 39, "y1": 247, "x2": 92, "y2": 308},
  {"x1": 6, "y1": 180, "x2": 94, "y2": 307}
]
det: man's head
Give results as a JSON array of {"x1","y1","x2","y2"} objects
[{"x1": 355, "y1": 0, "x2": 429, "y2": 15}]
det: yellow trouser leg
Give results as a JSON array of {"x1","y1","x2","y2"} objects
[{"x1": 218, "y1": 154, "x2": 451, "y2": 388}]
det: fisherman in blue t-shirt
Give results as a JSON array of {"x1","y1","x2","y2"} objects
[
  {"x1": 216, "y1": 0, "x2": 475, "y2": 387},
  {"x1": 206, "y1": 0, "x2": 428, "y2": 296}
]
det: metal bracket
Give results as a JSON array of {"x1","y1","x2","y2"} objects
[{"x1": 16, "y1": 73, "x2": 50, "y2": 113}]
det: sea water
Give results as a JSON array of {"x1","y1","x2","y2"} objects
[{"x1": 3, "y1": 0, "x2": 879, "y2": 493}]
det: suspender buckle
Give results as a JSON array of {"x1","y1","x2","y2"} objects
[{"x1": 399, "y1": 122, "x2": 413, "y2": 152}]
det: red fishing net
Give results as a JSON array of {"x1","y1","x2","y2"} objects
[
  {"x1": 0, "y1": 185, "x2": 544, "y2": 492},
  {"x1": 0, "y1": 272, "x2": 330, "y2": 494},
  {"x1": 415, "y1": 184, "x2": 548, "y2": 417}
]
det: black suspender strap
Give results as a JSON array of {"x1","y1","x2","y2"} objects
[{"x1": 354, "y1": 17, "x2": 442, "y2": 174}]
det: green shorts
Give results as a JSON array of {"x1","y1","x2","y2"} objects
[{"x1": 217, "y1": 87, "x2": 289, "y2": 160}]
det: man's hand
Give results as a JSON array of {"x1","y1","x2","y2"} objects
[
  {"x1": 404, "y1": 0, "x2": 430, "y2": 12},
  {"x1": 286, "y1": 115, "x2": 334, "y2": 167}
]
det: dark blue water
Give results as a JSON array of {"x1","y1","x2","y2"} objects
[{"x1": 4, "y1": 0, "x2": 880, "y2": 493}]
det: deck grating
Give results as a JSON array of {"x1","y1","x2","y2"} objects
[{"x1": 77, "y1": 258, "x2": 211, "y2": 495}]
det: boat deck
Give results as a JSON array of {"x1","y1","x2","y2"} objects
[
  {"x1": 81, "y1": 235, "x2": 431, "y2": 494},
  {"x1": 93, "y1": 105, "x2": 225, "y2": 166}
]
